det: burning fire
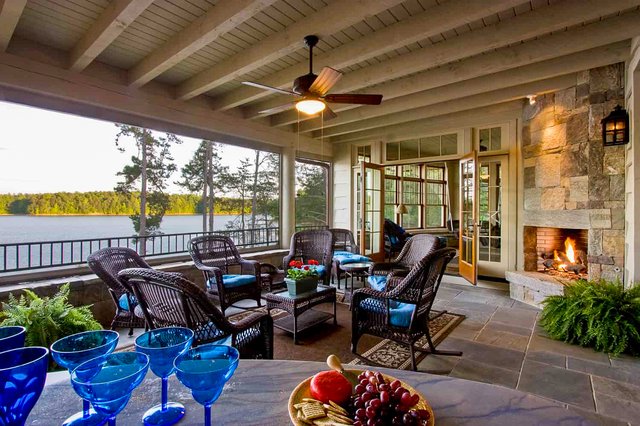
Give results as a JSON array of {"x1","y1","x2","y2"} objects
[{"x1": 553, "y1": 238, "x2": 576, "y2": 272}]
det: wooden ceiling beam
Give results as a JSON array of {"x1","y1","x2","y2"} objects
[
  {"x1": 329, "y1": 101, "x2": 524, "y2": 144},
  {"x1": 0, "y1": 0, "x2": 27, "y2": 52},
  {"x1": 68, "y1": 0, "x2": 153, "y2": 72},
  {"x1": 175, "y1": 0, "x2": 404, "y2": 101},
  {"x1": 128, "y1": 0, "x2": 276, "y2": 88},
  {"x1": 209, "y1": 0, "x2": 524, "y2": 111},
  {"x1": 314, "y1": 75, "x2": 575, "y2": 140},
  {"x1": 305, "y1": 42, "x2": 630, "y2": 136},
  {"x1": 254, "y1": 0, "x2": 640, "y2": 125}
]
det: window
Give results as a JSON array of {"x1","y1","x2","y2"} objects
[
  {"x1": 386, "y1": 133, "x2": 458, "y2": 161},
  {"x1": 479, "y1": 127, "x2": 502, "y2": 152},
  {"x1": 295, "y1": 160, "x2": 329, "y2": 229},
  {"x1": 354, "y1": 145, "x2": 371, "y2": 165},
  {"x1": 425, "y1": 166, "x2": 447, "y2": 228},
  {"x1": 384, "y1": 165, "x2": 423, "y2": 229}
]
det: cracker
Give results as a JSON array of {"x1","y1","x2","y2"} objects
[
  {"x1": 327, "y1": 401, "x2": 349, "y2": 416},
  {"x1": 301, "y1": 403, "x2": 326, "y2": 420},
  {"x1": 297, "y1": 410, "x2": 314, "y2": 425},
  {"x1": 302, "y1": 398, "x2": 323, "y2": 404},
  {"x1": 312, "y1": 418, "x2": 344, "y2": 426},
  {"x1": 326, "y1": 411, "x2": 353, "y2": 424}
]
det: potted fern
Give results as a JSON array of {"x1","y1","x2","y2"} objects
[
  {"x1": 540, "y1": 279, "x2": 640, "y2": 356},
  {"x1": 285, "y1": 259, "x2": 321, "y2": 296},
  {"x1": 0, "y1": 283, "x2": 102, "y2": 351}
]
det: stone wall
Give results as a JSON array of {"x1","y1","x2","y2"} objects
[{"x1": 522, "y1": 64, "x2": 625, "y2": 282}]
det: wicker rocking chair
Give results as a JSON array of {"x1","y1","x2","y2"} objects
[
  {"x1": 87, "y1": 247, "x2": 148, "y2": 336},
  {"x1": 188, "y1": 235, "x2": 262, "y2": 315},
  {"x1": 119, "y1": 268, "x2": 273, "y2": 359},
  {"x1": 351, "y1": 247, "x2": 461, "y2": 371},
  {"x1": 283, "y1": 230, "x2": 334, "y2": 286}
]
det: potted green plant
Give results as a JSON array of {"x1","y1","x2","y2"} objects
[
  {"x1": 285, "y1": 259, "x2": 320, "y2": 296},
  {"x1": 0, "y1": 283, "x2": 102, "y2": 352}
]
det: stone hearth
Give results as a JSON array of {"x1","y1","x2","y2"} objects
[{"x1": 506, "y1": 270, "x2": 566, "y2": 308}]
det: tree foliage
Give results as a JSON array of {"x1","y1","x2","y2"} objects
[
  {"x1": 540, "y1": 279, "x2": 640, "y2": 356},
  {"x1": 295, "y1": 162, "x2": 327, "y2": 228}
]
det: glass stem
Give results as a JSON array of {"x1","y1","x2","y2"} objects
[
  {"x1": 204, "y1": 404, "x2": 212, "y2": 426},
  {"x1": 82, "y1": 399, "x2": 91, "y2": 418},
  {"x1": 108, "y1": 417, "x2": 116, "y2": 426},
  {"x1": 161, "y1": 376, "x2": 168, "y2": 411}
]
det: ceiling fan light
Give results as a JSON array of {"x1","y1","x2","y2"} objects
[{"x1": 296, "y1": 99, "x2": 326, "y2": 115}]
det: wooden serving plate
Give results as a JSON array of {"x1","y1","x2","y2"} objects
[{"x1": 288, "y1": 370, "x2": 435, "y2": 426}]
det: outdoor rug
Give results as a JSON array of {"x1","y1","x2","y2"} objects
[{"x1": 229, "y1": 300, "x2": 465, "y2": 371}]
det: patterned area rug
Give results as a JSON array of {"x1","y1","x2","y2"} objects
[{"x1": 348, "y1": 311, "x2": 465, "y2": 370}]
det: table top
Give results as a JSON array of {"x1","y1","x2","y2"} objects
[
  {"x1": 30, "y1": 359, "x2": 591, "y2": 426},
  {"x1": 340, "y1": 262, "x2": 372, "y2": 271},
  {"x1": 265, "y1": 285, "x2": 335, "y2": 302}
]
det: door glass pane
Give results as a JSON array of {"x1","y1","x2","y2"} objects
[
  {"x1": 363, "y1": 167, "x2": 383, "y2": 256},
  {"x1": 478, "y1": 160, "x2": 502, "y2": 263}
]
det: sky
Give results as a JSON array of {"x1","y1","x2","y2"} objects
[{"x1": 0, "y1": 101, "x2": 253, "y2": 194}]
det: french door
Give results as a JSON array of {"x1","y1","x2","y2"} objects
[
  {"x1": 459, "y1": 152, "x2": 477, "y2": 285},
  {"x1": 358, "y1": 162, "x2": 385, "y2": 262}
]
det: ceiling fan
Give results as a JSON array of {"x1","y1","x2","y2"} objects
[{"x1": 242, "y1": 35, "x2": 383, "y2": 119}]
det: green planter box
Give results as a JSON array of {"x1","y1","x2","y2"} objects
[{"x1": 285, "y1": 277, "x2": 317, "y2": 296}]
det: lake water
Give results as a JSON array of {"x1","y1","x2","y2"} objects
[{"x1": 0, "y1": 215, "x2": 241, "y2": 244}]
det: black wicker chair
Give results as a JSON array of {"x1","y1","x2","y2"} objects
[
  {"x1": 87, "y1": 247, "x2": 148, "y2": 336},
  {"x1": 119, "y1": 268, "x2": 273, "y2": 359},
  {"x1": 283, "y1": 230, "x2": 334, "y2": 286},
  {"x1": 367, "y1": 234, "x2": 442, "y2": 292},
  {"x1": 329, "y1": 228, "x2": 366, "y2": 287},
  {"x1": 384, "y1": 219, "x2": 413, "y2": 259},
  {"x1": 352, "y1": 247, "x2": 461, "y2": 371},
  {"x1": 188, "y1": 235, "x2": 262, "y2": 315}
]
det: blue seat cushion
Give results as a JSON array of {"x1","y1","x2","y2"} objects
[
  {"x1": 359, "y1": 297, "x2": 415, "y2": 328},
  {"x1": 118, "y1": 293, "x2": 137, "y2": 311},
  {"x1": 308, "y1": 265, "x2": 326, "y2": 277},
  {"x1": 208, "y1": 274, "x2": 256, "y2": 289},
  {"x1": 367, "y1": 275, "x2": 387, "y2": 291},
  {"x1": 333, "y1": 251, "x2": 371, "y2": 265}
]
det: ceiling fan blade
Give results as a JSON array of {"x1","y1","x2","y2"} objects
[
  {"x1": 324, "y1": 93, "x2": 383, "y2": 105},
  {"x1": 309, "y1": 67, "x2": 342, "y2": 96},
  {"x1": 321, "y1": 106, "x2": 337, "y2": 120},
  {"x1": 242, "y1": 81, "x2": 298, "y2": 96},
  {"x1": 258, "y1": 102, "x2": 297, "y2": 115}
]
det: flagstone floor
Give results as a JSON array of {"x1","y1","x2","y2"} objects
[{"x1": 425, "y1": 280, "x2": 640, "y2": 426}]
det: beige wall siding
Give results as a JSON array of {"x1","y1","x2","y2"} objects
[{"x1": 625, "y1": 38, "x2": 640, "y2": 287}]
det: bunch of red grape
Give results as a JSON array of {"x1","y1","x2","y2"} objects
[{"x1": 351, "y1": 370, "x2": 431, "y2": 425}]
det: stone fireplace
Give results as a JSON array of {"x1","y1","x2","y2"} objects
[
  {"x1": 524, "y1": 226, "x2": 588, "y2": 278},
  {"x1": 507, "y1": 63, "x2": 626, "y2": 308}
]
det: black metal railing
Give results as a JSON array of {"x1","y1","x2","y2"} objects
[{"x1": 0, "y1": 227, "x2": 280, "y2": 274}]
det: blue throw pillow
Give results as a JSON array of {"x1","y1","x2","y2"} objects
[
  {"x1": 367, "y1": 275, "x2": 387, "y2": 291},
  {"x1": 388, "y1": 301, "x2": 416, "y2": 328},
  {"x1": 118, "y1": 293, "x2": 137, "y2": 311},
  {"x1": 333, "y1": 252, "x2": 371, "y2": 265}
]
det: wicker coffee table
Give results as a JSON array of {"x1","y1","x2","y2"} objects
[{"x1": 265, "y1": 285, "x2": 337, "y2": 344}]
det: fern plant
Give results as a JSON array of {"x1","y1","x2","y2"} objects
[
  {"x1": 0, "y1": 283, "x2": 102, "y2": 349},
  {"x1": 540, "y1": 279, "x2": 640, "y2": 356}
]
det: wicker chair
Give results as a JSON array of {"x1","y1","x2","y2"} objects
[
  {"x1": 329, "y1": 228, "x2": 366, "y2": 287},
  {"x1": 384, "y1": 219, "x2": 413, "y2": 259},
  {"x1": 87, "y1": 247, "x2": 148, "y2": 336},
  {"x1": 119, "y1": 268, "x2": 273, "y2": 359},
  {"x1": 188, "y1": 235, "x2": 262, "y2": 315},
  {"x1": 283, "y1": 230, "x2": 334, "y2": 286},
  {"x1": 367, "y1": 234, "x2": 442, "y2": 292},
  {"x1": 351, "y1": 247, "x2": 460, "y2": 371}
]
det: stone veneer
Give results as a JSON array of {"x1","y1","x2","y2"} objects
[{"x1": 522, "y1": 64, "x2": 625, "y2": 283}]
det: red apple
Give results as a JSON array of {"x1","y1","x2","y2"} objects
[{"x1": 310, "y1": 370, "x2": 352, "y2": 405}]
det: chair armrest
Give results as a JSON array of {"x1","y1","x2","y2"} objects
[
  {"x1": 229, "y1": 311, "x2": 269, "y2": 332},
  {"x1": 193, "y1": 264, "x2": 223, "y2": 289},
  {"x1": 351, "y1": 287, "x2": 389, "y2": 306},
  {"x1": 260, "y1": 263, "x2": 282, "y2": 274},
  {"x1": 239, "y1": 259, "x2": 260, "y2": 276},
  {"x1": 369, "y1": 262, "x2": 397, "y2": 275},
  {"x1": 283, "y1": 254, "x2": 294, "y2": 271}
]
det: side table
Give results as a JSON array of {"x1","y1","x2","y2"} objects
[
  {"x1": 265, "y1": 285, "x2": 337, "y2": 344},
  {"x1": 340, "y1": 262, "x2": 372, "y2": 303}
]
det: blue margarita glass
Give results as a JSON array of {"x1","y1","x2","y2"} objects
[
  {"x1": 174, "y1": 344, "x2": 239, "y2": 426},
  {"x1": 0, "y1": 346, "x2": 49, "y2": 426},
  {"x1": 71, "y1": 352, "x2": 149, "y2": 426},
  {"x1": 135, "y1": 327, "x2": 194, "y2": 426},
  {"x1": 50, "y1": 330, "x2": 119, "y2": 426},
  {"x1": 0, "y1": 326, "x2": 26, "y2": 351}
]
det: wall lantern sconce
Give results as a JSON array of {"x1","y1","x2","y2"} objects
[{"x1": 601, "y1": 105, "x2": 629, "y2": 146}]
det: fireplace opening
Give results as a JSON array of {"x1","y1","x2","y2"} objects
[{"x1": 524, "y1": 226, "x2": 588, "y2": 280}]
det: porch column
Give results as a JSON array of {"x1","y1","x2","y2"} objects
[{"x1": 281, "y1": 145, "x2": 296, "y2": 249}]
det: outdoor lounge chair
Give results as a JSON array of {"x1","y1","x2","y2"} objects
[
  {"x1": 188, "y1": 235, "x2": 262, "y2": 315},
  {"x1": 367, "y1": 233, "x2": 443, "y2": 292},
  {"x1": 329, "y1": 228, "x2": 369, "y2": 287},
  {"x1": 351, "y1": 247, "x2": 461, "y2": 371},
  {"x1": 384, "y1": 219, "x2": 413, "y2": 259},
  {"x1": 119, "y1": 268, "x2": 273, "y2": 359},
  {"x1": 87, "y1": 247, "x2": 148, "y2": 336},
  {"x1": 283, "y1": 229, "x2": 334, "y2": 286}
]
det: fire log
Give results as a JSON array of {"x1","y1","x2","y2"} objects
[
  {"x1": 565, "y1": 263, "x2": 587, "y2": 275},
  {"x1": 542, "y1": 259, "x2": 558, "y2": 270}
]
